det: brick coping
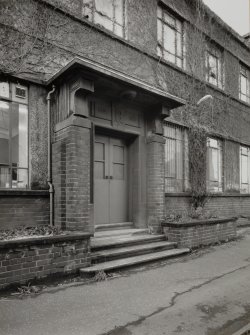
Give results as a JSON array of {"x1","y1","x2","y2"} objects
[
  {"x1": 162, "y1": 217, "x2": 237, "y2": 228},
  {"x1": 0, "y1": 232, "x2": 91, "y2": 250},
  {"x1": 0, "y1": 190, "x2": 49, "y2": 197}
]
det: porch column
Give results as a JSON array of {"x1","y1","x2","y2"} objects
[
  {"x1": 53, "y1": 115, "x2": 94, "y2": 234},
  {"x1": 146, "y1": 132, "x2": 166, "y2": 234}
]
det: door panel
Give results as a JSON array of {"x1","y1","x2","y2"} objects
[
  {"x1": 94, "y1": 135, "x2": 109, "y2": 224},
  {"x1": 110, "y1": 138, "x2": 127, "y2": 223},
  {"x1": 94, "y1": 135, "x2": 128, "y2": 224}
]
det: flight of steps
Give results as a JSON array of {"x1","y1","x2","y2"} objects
[{"x1": 80, "y1": 222, "x2": 190, "y2": 275}]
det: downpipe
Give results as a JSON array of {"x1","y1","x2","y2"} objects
[{"x1": 46, "y1": 85, "x2": 56, "y2": 226}]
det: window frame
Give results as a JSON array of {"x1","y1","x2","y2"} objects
[
  {"x1": 205, "y1": 45, "x2": 224, "y2": 89},
  {"x1": 239, "y1": 64, "x2": 250, "y2": 104},
  {"x1": 157, "y1": 6, "x2": 185, "y2": 69},
  {"x1": 164, "y1": 123, "x2": 189, "y2": 193},
  {"x1": 82, "y1": 0, "x2": 126, "y2": 38},
  {"x1": 206, "y1": 137, "x2": 223, "y2": 193},
  {"x1": 0, "y1": 80, "x2": 29, "y2": 190}
]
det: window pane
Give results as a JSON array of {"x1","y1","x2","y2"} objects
[
  {"x1": 95, "y1": 0, "x2": 113, "y2": 17},
  {"x1": 163, "y1": 12, "x2": 175, "y2": 26},
  {"x1": 0, "y1": 167, "x2": 10, "y2": 188},
  {"x1": 12, "y1": 169, "x2": 28, "y2": 189},
  {"x1": 0, "y1": 81, "x2": 9, "y2": 99},
  {"x1": 165, "y1": 138, "x2": 176, "y2": 178},
  {"x1": 114, "y1": 23, "x2": 123, "y2": 37},
  {"x1": 176, "y1": 32, "x2": 182, "y2": 57},
  {"x1": 164, "y1": 51, "x2": 176, "y2": 63},
  {"x1": 0, "y1": 101, "x2": 10, "y2": 166},
  {"x1": 163, "y1": 25, "x2": 175, "y2": 54},
  {"x1": 241, "y1": 155, "x2": 248, "y2": 183},
  {"x1": 11, "y1": 103, "x2": 28, "y2": 169},
  {"x1": 157, "y1": 19, "x2": 162, "y2": 42},
  {"x1": 114, "y1": 0, "x2": 123, "y2": 25},
  {"x1": 94, "y1": 12, "x2": 113, "y2": 31},
  {"x1": 241, "y1": 75, "x2": 247, "y2": 95}
]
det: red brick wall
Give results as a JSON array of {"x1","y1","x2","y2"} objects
[
  {"x1": 0, "y1": 234, "x2": 90, "y2": 289},
  {"x1": 0, "y1": 193, "x2": 49, "y2": 230}
]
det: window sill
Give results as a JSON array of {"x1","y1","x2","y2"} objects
[{"x1": 0, "y1": 190, "x2": 49, "y2": 196}]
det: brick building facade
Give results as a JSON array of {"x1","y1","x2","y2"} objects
[{"x1": 0, "y1": 0, "x2": 250, "y2": 234}]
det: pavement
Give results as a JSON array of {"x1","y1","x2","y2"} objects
[{"x1": 1, "y1": 228, "x2": 250, "y2": 335}]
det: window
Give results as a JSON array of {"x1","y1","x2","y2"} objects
[
  {"x1": 157, "y1": 6, "x2": 185, "y2": 68},
  {"x1": 205, "y1": 45, "x2": 223, "y2": 89},
  {"x1": 164, "y1": 124, "x2": 188, "y2": 192},
  {"x1": 206, "y1": 138, "x2": 223, "y2": 192},
  {"x1": 239, "y1": 65, "x2": 250, "y2": 104},
  {"x1": 240, "y1": 146, "x2": 250, "y2": 193},
  {"x1": 0, "y1": 81, "x2": 28, "y2": 189},
  {"x1": 82, "y1": 0, "x2": 126, "y2": 38}
]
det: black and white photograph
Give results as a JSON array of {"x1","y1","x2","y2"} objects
[{"x1": 0, "y1": 0, "x2": 250, "y2": 334}]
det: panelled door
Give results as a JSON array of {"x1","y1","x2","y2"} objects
[{"x1": 94, "y1": 134, "x2": 128, "y2": 225}]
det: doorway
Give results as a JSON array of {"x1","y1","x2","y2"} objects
[{"x1": 94, "y1": 134, "x2": 128, "y2": 225}]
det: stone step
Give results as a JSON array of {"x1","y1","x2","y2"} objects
[
  {"x1": 95, "y1": 222, "x2": 134, "y2": 231},
  {"x1": 91, "y1": 234, "x2": 166, "y2": 251},
  {"x1": 80, "y1": 248, "x2": 190, "y2": 274},
  {"x1": 91, "y1": 241, "x2": 177, "y2": 263},
  {"x1": 94, "y1": 228, "x2": 148, "y2": 239}
]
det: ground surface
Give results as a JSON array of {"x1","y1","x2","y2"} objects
[{"x1": 1, "y1": 228, "x2": 250, "y2": 335}]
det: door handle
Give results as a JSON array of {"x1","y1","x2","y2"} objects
[
  {"x1": 105, "y1": 176, "x2": 109, "y2": 179},
  {"x1": 110, "y1": 176, "x2": 113, "y2": 179}
]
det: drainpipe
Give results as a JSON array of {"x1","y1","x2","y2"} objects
[{"x1": 46, "y1": 85, "x2": 56, "y2": 226}]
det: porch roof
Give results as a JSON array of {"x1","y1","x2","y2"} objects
[{"x1": 46, "y1": 57, "x2": 185, "y2": 109}]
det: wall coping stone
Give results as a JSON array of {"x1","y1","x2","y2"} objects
[
  {"x1": 0, "y1": 232, "x2": 91, "y2": 250},
  {"x1": 162, "y1": 217, "x2": 237, "y2": 228},
  {"x1": 165, "y1": 193, "x2": 250, "y2": 198},
  {"x1": 0, "y1": 190, "x2": 49, "y2": 197}
]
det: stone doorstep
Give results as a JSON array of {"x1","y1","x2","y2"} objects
[
  {"x1": 93, "y1": 228, "x2": 149, "y2": 239},
  {"x1": 80, "y1": 248, "x2": 190, "y2": 274},
  {"x1": 91, "y1": 234, "x2": 166, "y2": 250},
  {"x1": 95, "y1": 222, "x2": 134, "y2": 231},
  {"x1": 91, "y1": 241, "x2": 177, "y2": 262}
]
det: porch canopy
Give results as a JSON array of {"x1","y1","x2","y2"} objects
[{"x1": 46, "y1": 57, "x2": 185, "y2": 110}]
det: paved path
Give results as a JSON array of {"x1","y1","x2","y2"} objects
[{"x1": 1, "y1": 228, "x2": 250, "y2": 335}]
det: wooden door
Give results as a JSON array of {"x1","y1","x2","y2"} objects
[{"x1": 94, "y1": 134, "x2": 128, "y2": 225}]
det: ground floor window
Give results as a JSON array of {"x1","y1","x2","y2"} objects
[
  {"x1": 206, "y1": 137, "x2": 223, "y2": 192},
  {"x1": 164, "y1": 123, "x2": 188, "y2": 193},
  {"x1": 0, "y1": 81, "x2": 28, "y2": 189},
  {"x1": 240, "y1": 146, "x2": 250, "y2": 193}
]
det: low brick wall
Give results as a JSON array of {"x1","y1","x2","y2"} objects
[
  {"x1": 0, "y1": 233, "x2": 91, "y2": 290},
  {"x1": 0, "y1": 191, "x2": 49, "y2": 230},
  {"x1": 163, "y1": 217, "x2": 237, "y2": 249},
  {"x1": 165, "y1": 194, "x2": 250, "y2": 223}
]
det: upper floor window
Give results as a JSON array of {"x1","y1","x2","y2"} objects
[
  {"x1": 240, "y1": 146, "x2": 250, "y2": 193},
  {"x1": 157, "y1": 6, "x2": 185, "y2": 68},
  {"x1": 164, "y1": 123, "x2": 189, "y2": 193},
  {"x1": 0, "y1": 81, "x2": 28, "y2": 189},
  {"x1": 239, "y1": 65, "x2": 250, "y2": 104},
  {"x1": 205, "y1": 45, "x2": 223, "y2": 89},
  {"x1": 206, "y1": 138, "x2": 223, "y2": 192},
  {"x1": 82, "y1": 0, "x2": 126, "y2": 38}
]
